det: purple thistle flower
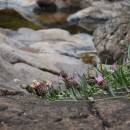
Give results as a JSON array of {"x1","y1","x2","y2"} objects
[
  {"x1": 37, "y1": 85, "x2": 45, "y2": 95},
  {"x1": 32, "y1": 80, "x2": 41, "y2": 88},
  {"x1": 58, "y1": 74, "x2": 64, "y2": 80},
  {"x1": 95, "y1": 75, "x2": 104, "y2": 84},
  {"x1": 35, "y1": 82, "x2": 41, "y2": 87},
  {"x1": 32, "y1": 80, "x2": 46, "y2": 95},
  {"x1": 125, "y1": 58, "x2": 130, "y2": 66},
  {"x1": 67, "y1": 73, "x2": 74, "y2": 81}
]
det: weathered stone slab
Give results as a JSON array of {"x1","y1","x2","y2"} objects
[
  {"x1": 0, "y1": 95, "x2": 103, "y2": 130},
  {"x1": 0, "y1": 94, "x2": 130, "y2": 130},
  {"x1": 93, "y1": 16, "x2": 130, "y2": 64},
  {"x1": 0, "y1": 0, "x2": 92, "y2": 13},
  {"x1": 93, "y1": 98, "x2": 130, "y2": 129},
  {"x1": 0, "y1": 28, "x2": 96, "y2": 91},
  {"x1": 67, "y1": 0, "x2": 130, "y2": 31}
]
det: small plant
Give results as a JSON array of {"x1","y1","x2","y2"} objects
[
  {"x1": 94, "y1": 46, "x2": 130, "y2": 97},
  {"x1": 21, "y1": 46, "x2": 130, "y2": 101}
]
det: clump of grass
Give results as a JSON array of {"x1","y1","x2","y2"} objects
[
  {"x1": 21, "y1": 45, "x2": 130, "y2": 101},
  {"x1": 94, "y1": 45, "x2": 130, "y2": 97}
]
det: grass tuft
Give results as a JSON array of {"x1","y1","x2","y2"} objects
[{"x1": 21, "y1": 45, "x2": 130, "y2": 101}]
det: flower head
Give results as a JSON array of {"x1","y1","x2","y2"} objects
[
  {"x1": 32, "y1": 80, "x2": 41, "y2": 88},
  {"x1": 67, "y1": 73, "x2": 74, "y2": 81},
  {"x1": 125, "y1": 58, "x2": 130, "y2": 66},
  {"x1": 95, "y1": 75, "x2": 104, "y2": 84},
  {"x1": 58, "y1": 74, "x2": 64, "y2": 80},
  {"x1": 32, "y1": 80, "x2": 47, "y2": 95}
]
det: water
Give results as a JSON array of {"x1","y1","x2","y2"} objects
[
  {"x1": 0, "y1": 9, "x2": 41, "y2": 30},
  {"x1": 0, "y1": 8, "x2": 90, "y2": 34}
]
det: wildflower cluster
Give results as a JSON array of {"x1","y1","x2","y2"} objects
[
  {"x1": 59, "y1": 71, "x2": 80, "y2": 90},
  {"x1": 22, "y1": 46, "x2": 130, "y2": 101},
  {"x1": 31, "y1": 80, "x2": 53, "y2": 96},
  {"x1": 95, "y1": 75, "x2": 104, "y2": 84},
  {"x1": 22, "y1": 79, "x2": 60, "y2": 99},
  {"x1": 93, "y1": 52, "x2": 130, "y2": 96}
]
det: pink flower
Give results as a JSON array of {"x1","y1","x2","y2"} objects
[
  {"x1": 58, "y1": 74, "x2": 64, "y2": 80},
  {"x1": 35, "y1": 82, "x2": 41, "y2": 87},
  {"x1": 95, "y1": 75, "x2": 104, "y2": 83},
  {"x1": 37, "y1": 85, "x2": 45, "y2": 95},
  {"x1": 32, "y1": 80, "x2": 43, "y2": 88},
  {"x1": 125, "y1": 58, "x2": 130, "y2": 66},
  {"x1": 67, "y1": 73, "x2": 74, "y2": 81}
]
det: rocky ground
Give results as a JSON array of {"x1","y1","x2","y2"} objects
[
  {"x1": 0, "y1": 0, "x2": 130, "y2": 129},
  {"x1": 0, "y1": 27, "x2": 130, "y2": 130},
  {"x1": 93, "y1": 16, "x2": 130, "y2": 64},
  {"x1": 1, "y1": 0, "x2": 129, "y2": 63},
  {"x1": 0, "y1": 27, "x2": 96, "y2": 91},
  {"x1": 0, "y1": 0, "x2": 92, "y2": 12},
  {"x1": 68, "y1": 0, "x2": 130, "y2": 63},
  {"x1": 0, "y1": 89, "x2": 130, "y2": 130}
]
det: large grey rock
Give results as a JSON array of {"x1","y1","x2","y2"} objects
[
  {"x1": 0, "y1": 50, "x2": 57, "y2": 92},
  {"x1": 0, "y1": 95, "x2": 104, "y2": 130},
  {"x1": 0, "y1": 1, "x2": 97, "y2": 31},
  {"x1": 67, "y1": 0, "x2": 130, "y2": 31},
  {"x1": 0, "y1": 0, "x2": 39, "y2": 12},
  {"x1": 0, "y1": 28, "x2": 96, "y2": 91},
  {"x1": 93, "y1": 98, "x2": 130, "y2": 129},
  {"x1": 0, "y1": 0, "x2": 92, "y2": 13},
  {"x1": 37, "y1": 0, "x2": 92, "y2": 10},
  {"x1": 0, "y1": 94, "x2": 130, "y2": 130},
  {"x1": 93, "y1": 16, "x2": 130, "y2": 64}
]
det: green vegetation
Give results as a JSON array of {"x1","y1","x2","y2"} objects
[
  {"x1": 0, "y1": 9, "x2": 41, "y2": 30},
  {"x1": 22, "y1": 45, "x2": 130, "y2": 101}
]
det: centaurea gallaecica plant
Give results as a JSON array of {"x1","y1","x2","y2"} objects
[{"x1": 22, "y1": 45, "x2": 130, "y2": 101}]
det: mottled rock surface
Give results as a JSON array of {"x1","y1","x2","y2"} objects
[
  {"x1": 0, "y1": 94, "x2": 103, "y2": 130},
  {"x1": 93, "y1": 98, "x2": 130, "y2": 130},
  {"x1": 0, "y1": 0, "x2": 93, "y2": 29},
  {"x1": 0, "y1": 90, "x2": 130, "y2": 130},
  {"x1": 37, "y1": 0, "x2": 91, "y2": 11},
  {"x1": 67, "y1": 0, "x2": 130, "y2": 31},
  {"x1": 93, "y1": 16, "x2": 130, "y2": 64},
  {"x1": 67, "y1": 0, "x2": 130, "y2": 63},
  {"x1": 0, "y1": 0, "x2": 92, "y2": 13},
  {"x1": 0, "y1": 1, "x2": 130, "y2": 129},
  {"x1": 0, "y1": 27, "x2": 96, "y2": 90}
]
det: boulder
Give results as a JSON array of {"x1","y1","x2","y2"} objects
[
  {"x1": 0, "y1": 0, "x2": 92, "y2": 13},
  {"x1": 93, "y1": 16, "x2": 130, "y2": 64},
  {"x1": 67, "y1": 0, "x2": 130, "y2": 31},
  {"x1": 0, "y1": 95, "x2": 103, "y2": 130},
  {"x1": 0, "y1": 93, "x2": 130, "y2": 129},
  {"x1": 37, "y1": 0, "x2": 92, "y2": 11},
  {"x1": 0, "y1": 28, "x2": 96, "y2": 90},
  {"x1": 0, "y1": 1, "x2": 98, "y2": 31},
  {"x1": 0, "y1": 0, "x2": 39, "y2": 12}
]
